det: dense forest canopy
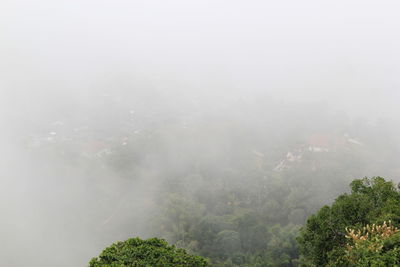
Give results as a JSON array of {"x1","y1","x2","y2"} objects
[{"x1": 88, "y1": 177, "x2": 400, "y2": 266}]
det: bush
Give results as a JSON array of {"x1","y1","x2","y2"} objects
[{"x1": 88, "y1": 237, "x2": 209, "y2": 267}]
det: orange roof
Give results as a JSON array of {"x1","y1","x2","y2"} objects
[{"x1": 309, "y1": 134, "x2": 331, "y2": 148}]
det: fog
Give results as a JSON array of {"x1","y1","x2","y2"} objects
[{"x1": 1, "y1": 1, "x2": 400, "y2": 266}]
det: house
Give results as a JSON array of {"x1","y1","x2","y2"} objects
[
  {"x1": 81, "y1": 140, "x2": 112, "y2": 158},
  {"x1": 308, "y1": 133, "x2": 332, "y2": 152}
]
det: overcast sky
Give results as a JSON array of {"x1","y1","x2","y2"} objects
[{"x1": 1, "y1": 0, "x2": 400, "y2": 122}]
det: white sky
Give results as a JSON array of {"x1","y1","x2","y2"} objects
[{"x1": 1, "y1": 0, "x2": 400, "y2": 119}]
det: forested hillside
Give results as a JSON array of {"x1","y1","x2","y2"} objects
[
  {"x1": 23, "y1": 95, "x2": 400, "y2": 266},
  {"x1": 89, "y1": 177, "x2": 400, "y2": 266}
]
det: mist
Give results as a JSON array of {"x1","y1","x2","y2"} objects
[{"x1": 1, "y1": 1, "x2": 400, "y2": 266}]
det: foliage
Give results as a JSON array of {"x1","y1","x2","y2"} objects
[
  {"x1": 264, "y1": 224, "x2": 300, "y2": 266},
  {"x1": 328, "y1": 221, "x2": 400, "y2": 266},
  {"x1": 154, "y1": 183, "x2": 302, "y2": 266},
  {"x1": 298, "y1": 177, "x2": 400, "y2": 266},
  {"x1": 27, "y1": 100, "x2": 400, "y2": 266},
  {"x1": 88, "y1": 237, "x2": 209, "y2": 267}
]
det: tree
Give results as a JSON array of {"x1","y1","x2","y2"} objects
[
  {"x1": 329, "y1": 221, "x2": 400, "y2": 266},
  {"x1": 297, "y1": 177, "x2": 400, "y2": 266},
  {"x1": 88, "y1": 237, "x2": 209, "y2": 267}
]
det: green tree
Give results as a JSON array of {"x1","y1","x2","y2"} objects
[
  {"x1": 329, "y1": 221, "x2": 400, "y2": 266},
  {"x1": 265, "y1": 224, "x2": 300, "y2": 267},
  {"x1": 88, "y1": 237, "x2": 209, "y2": 267},
  {"x1": 297, "y1": 177, "x2": 400, "y2": 266}
]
